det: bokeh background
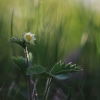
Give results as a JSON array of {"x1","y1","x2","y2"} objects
[{"x1": 0, "y1": 0, "x2": 100, "y2": 100}]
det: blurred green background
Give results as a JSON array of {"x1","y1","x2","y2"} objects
[{"x1": 0, "y1": 0, "x2": 100, "y2": 100}]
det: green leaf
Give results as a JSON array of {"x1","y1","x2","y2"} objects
[
  {"x1": 50, "y1": 61, "x2": 82, "y2": 75},
  {"x1": 50, "y1": 61, "x2": 62, "y2": 74},
  {"x1": 10, "y1": 37, "x2": 26, "y2": 48},
  {"x1": 26, "y1": 61, "x2": 82, "y2": 80},
  {"x1": 51, "y1": 73, "x2": 70, "y2": 80},
  {"x1": 26, "y1": 65, "x2": 46, "y2": 75},
  {"x1": 12, "y1": 56, "x2": 27, "y2": 79},
  {"x1": 26, "y1": 65, "x2": 70, "y2": 80},
  {"x1": 49, "y1": 61, "x2": 82, "y2": 80}
]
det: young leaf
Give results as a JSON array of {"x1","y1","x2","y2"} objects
[
  {"x1": 29, "y1": 52, "x2": 33, "y2": 63},
  {"x1": 10, "y1": 37, "x2": 26, "y2": 48}
]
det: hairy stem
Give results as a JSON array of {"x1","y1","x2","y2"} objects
[{"x1": 24, "y1": 47, "x2": 32, "y2": 100}]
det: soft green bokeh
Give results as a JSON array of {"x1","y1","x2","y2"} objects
[{"x1": 0, "y1": 0, "x2": 100, "y2": 100}]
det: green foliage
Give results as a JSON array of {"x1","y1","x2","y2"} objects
[
  {"x1": 27, "y1": 61, "x2": 82, "y2": 80},
  {"x1": 27, "y1": 65, "x2": 46, "y2": 75},
  {"x1": 11, "y1": 37, "x2": 26, "y2": 48},
  {"x1": 50, "y1": 61, "x2": 82, "y2": 74},
  {"x1": 12, "y1": 56, "x2": 27, "y2": 79}
]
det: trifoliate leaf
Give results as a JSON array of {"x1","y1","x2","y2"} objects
[{"x1": 26, "y1": 61, "x2": 82, "y2": 80}]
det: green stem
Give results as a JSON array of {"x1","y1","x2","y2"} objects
[
  {"x1": 24, "y1": 47, "x2": 32, "y2": 100},
  {"x1": 42, "y1": 77, "x2": 52, "y2": 100}
]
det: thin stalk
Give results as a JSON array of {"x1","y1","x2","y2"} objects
[
  {"x1": 32, "y1": 79, "x2": 38, "y2": 100},
  {"x1": 42, "y1": 77, "x2": 52, "y2": 100},
  {"x1": 24, "y1": 47, "x2": 32, "y2": 100}
]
